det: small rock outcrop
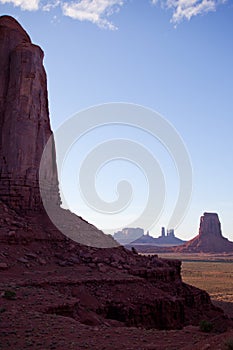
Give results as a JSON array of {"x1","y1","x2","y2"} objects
[{"x1": 175, "y1": 213, "x2": 233, "y2": 253}]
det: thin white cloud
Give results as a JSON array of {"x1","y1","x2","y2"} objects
[
  {"x1": 42, "y1": 0, "x2": 60, "y2": 12},
  {"x1": 0, "y1": 0, "x2": 228, "y2": 27},
  {"x1": 168, "y1": 0, "x2": 216, "y2": 23},
  {"x1": 0, "y1": 0, "x2": 40, "y2": 11},
  {"x1": 62, "y1": 0, "x2": 124, "y2": 30},
  {"x1": 152, "y1": 0, "x2": 227, "y2": 23}
]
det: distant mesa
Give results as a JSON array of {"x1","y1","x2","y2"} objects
[
  {"x1": 175, "y1": 212, "x2": 233, "y2": 253},
  {"x1": 113, "y1": 227, "x2": 144, "y2": 245},
  {"x1": 114, "y1": 227, "x2": 185, "y2": 247}
]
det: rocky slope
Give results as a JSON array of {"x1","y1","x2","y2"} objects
[{"x1": 0, "y1": 15, "x2": 231, "y2": 349}]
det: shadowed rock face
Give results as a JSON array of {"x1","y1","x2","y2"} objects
[
  {"x1": 0, "y1": 16, "x2": 60, "y2": 212},
  {"x1": 175, "y1": 213, "x2": 233, "y2": 253}
]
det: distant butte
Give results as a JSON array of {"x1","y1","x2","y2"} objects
[
  {"x1": 128, "y1": 228, "x2": 186, "y2": 248},
  {"x1": 175, "y1": 212, "x2": 233, "y2": 253},
  {"x1": 132, "y1": 213, "x2": 233, "y2": 254}
]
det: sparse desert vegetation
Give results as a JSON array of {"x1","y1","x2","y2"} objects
[{"x1": 199, "y1": 319, "x2": 213, "y2": 333}]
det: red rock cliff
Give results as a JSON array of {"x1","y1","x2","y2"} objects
[
  {"x1": 199, "y1": 212, "x2": 222, "y2": 237},
  {"x1": 0, "y1": 16, "x2": 60, "y2": 212}
]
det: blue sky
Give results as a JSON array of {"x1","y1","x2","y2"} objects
[{"x1": 1, "y1": 0, "x2": 233, "y2": 240}]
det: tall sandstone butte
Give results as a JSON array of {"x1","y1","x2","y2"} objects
[
  {"x1": 0, "y1": 15, "x2": 119, "y2": 248},
  {"x1": 0, "y1": 15, "x2": 60, "y2": 212},
  {"x1": 176, "y1": 212, "x2": 233, "y2": 253}
]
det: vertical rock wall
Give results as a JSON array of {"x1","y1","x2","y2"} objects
[
  {"x1": 0, "y1": 16, "x2": 60, "y2": 211},
  {"x1": 199, "y1": 212, "x2": 222, "y2": 238}
]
